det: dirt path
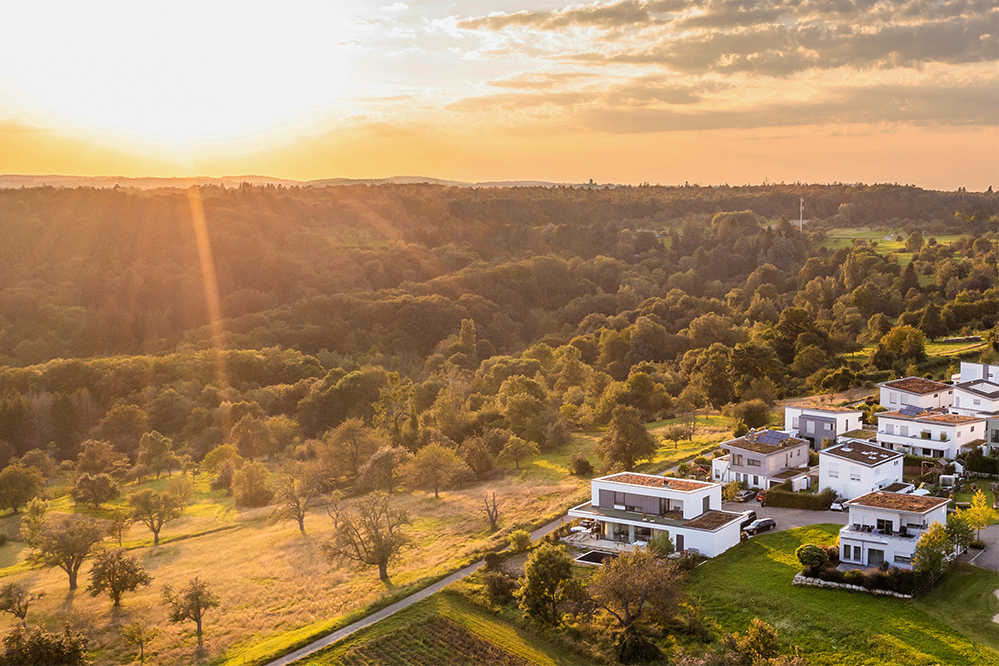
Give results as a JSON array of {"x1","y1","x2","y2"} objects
[
  {"x1": 264, "y1": 516, "x2": 569, "y2": 666},
  {"x1": 994, "y1": 590, "x2": 999, "y2": 625}
]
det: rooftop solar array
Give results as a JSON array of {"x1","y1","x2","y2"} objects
[
  {"x1": 751, "y1": 430, "x2": 791, "y2": 446},
  {"x1": 899, "y1": 405, "x2": 927, "y2": 417}
]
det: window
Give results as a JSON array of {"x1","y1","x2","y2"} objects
[
  {"x1": 824, "y1": 423, "x2": 833, "y2": 431},
  {"x1": 614, "y1": 492, "x2": 625, "y2": 506},
  {"x1": 734, "y1": 454, "x2": 743, "y2": 465},
  {"x1": 747, "y1": 458, "x2": 761, "y2": 467},
  {"x1": 792, "y1": 416, "x2": 799, "y2": 429},
  {"x1": 974, "y1": 399, "x2": 981, "y2": 406},
  {"x1": 806, "y1": 422, "x2": 815, "y2": 433},
  {"x1": 889, "y1": 391, "x2": 898, "y2": 404},
  {"x1": 828, "y1": 462, "x2": 839, "y2": 478},
  {"x1": 901, "y1": 394, "x2": 908, "y2": 405},
  {"x1": 850, "y1": 469, "x2": 861, "y2": 482},
  {"x1": 842, "y1": 544, "x2": 852, "y2": 560},
  {"x1": 894, "y1": 554, "x2": 912, "y2": 564},
  {"x1": 753, "y1": 475, "x2": 759, "y2": 486}
]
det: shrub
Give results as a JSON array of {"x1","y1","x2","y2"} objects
[
  {"x1": 482, "y1": 571, "x2": 516, "y2": 606},
  {"x1": 971, "y1": 539, "x2": 986, "y2": 550},
  {"x1": 483, "y1": 552, "x2": 503, "y2": 571},
  {"x1": 616, "y1": 627, "x2": 662, "y2": 665},
  {"x1": 764, "y1": 487, "x2": 835, "y2": 510},
  {"x1": 510, "y1": 529, "x2": 531, "y2": 552},
  {"x1": 842, "y1": 569, "x2": 865, "y2": 585},
  {"x1": 824, "y1": 545, "x2": 839, "y2": 562},
  {"x1": 567, "y1": 451, "x2": 593, "y2": 477},
  {"x1": 0, "y1": 534, "x2": 7, "y2": 548},
  {"x1": 795, "y1": 544, "x2": 829, "y2": 570}
]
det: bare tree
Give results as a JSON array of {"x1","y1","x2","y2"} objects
[
  {"x1": 320, "y1": 492, "x2": 410, "y2": 582},
  {"x1": 484, "y1": 492, "x2": 500, "y2": 531}
]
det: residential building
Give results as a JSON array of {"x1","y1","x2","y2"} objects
[
  {"x1": 567, "y1": 472, "x2": 742, "y2": 557},
  {"x1": 784, "y1": 403, "x2": 864, "y2": 449},
  {"x1": 818, "y1": 441, "x2": 903, "y2": 499},
  {"x1": 955, "y1": 361, "x2": 999, "y2": 383},
  {"x1": 715, "y1": 429, "x2": 811, "y2": 490},
  {"x1": 878, "y1": 377, "x2": 953, "y2": 411},
  {"x1": 876, "y1": 407, "x2": 985, "y2": 459},
  {"x1": 989, "y1": 418, "x2": 999, "y2": 455},
  {"x1": 950, "y1": 379, "x2": 999, "y2": 418},
  {"x1": 839, "y1": 491, "x2": 950, "y2": 568}
]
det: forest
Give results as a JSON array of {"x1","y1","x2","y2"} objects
[{"x1": 0, "y1": 182, "x2": 996, "y2": 665}]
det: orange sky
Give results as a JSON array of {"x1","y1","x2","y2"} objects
[{"x1": 1, "y1": 1, "x2": 996, "y2": 190}]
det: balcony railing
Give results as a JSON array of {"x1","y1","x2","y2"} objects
[{"x1": 840, "y1": 524, "x2": 925, "y2": 541}]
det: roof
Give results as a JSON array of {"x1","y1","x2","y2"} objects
[
  {"x1": 600, "y1": 472, "x2": 712, "y2": 492},
  {"x1": 847, "y1": 491, "x2": 949, "y2": 513},
  {"x1": 821, "y1": 441, "x2": 901, "y2": 466},
  {"x1": 882, "y1": 482, "x2": 912, "y2": 492},
  {"x1": 724, "y1": 430, "x2": 807, "y2": 455},
  {"x1": 879, "y1": 377, "x2": 950, "y2": 395},
  {"x1": 878, "y1": 408, "x2": 983, "y2": 425},
  {"x1": 840, "y1": 429, "x2": 878, "y2": 441},
  {"x1": 955, "y1": 380, "x2": 999, "y2": 399},
  {"x1": 773, "y1": 467, "x2": 811, "y2": 479},
  {"x1": 683, "y1": 510, "x2": 742, "y2": 530},
  {"x1": 786, "y1": 402, "x2": 862, "y2": 414}
]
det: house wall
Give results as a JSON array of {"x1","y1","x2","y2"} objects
[
  {"x1": 711, "y1": 456, "x2": 729, "y2": 482},
  {"x1": 876, "y1": 415, "x2": 985, "y2": 458},
  {"x1": 785, "y1": 407, "x2": 864, "y2": 447},
  {"x1": 879, "y1": 385, "x2": 953, "y2": 410},
  {"x1": 960, "y1": 362, "x2": 999, "y2": 383},
  {"x1": 819, "y1": 455, "x2": 903, "y2": 499},
  {"x1": 727, "y1": 442, "x2": 808, "y2": 478},
  {"x1": 952, "y1": 387, "x2": 999, "y2": 418},
  {"x1": 590, "y1": 479, "x2": 721, "y2": 520},
  {"x1": 839, "y1": 505, "x2": 948, "y2": 568}
]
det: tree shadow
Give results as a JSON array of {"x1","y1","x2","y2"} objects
[{"x1": 60, "y1": 589, "x2": 75, "y2": 613}]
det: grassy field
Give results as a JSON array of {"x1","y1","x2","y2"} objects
[
  {"x1": 685, "y1": 524, "x2": 999, "y2": 666},
  {"x1": 297, "y1": 590, "x2": 586, "y2": 666}
]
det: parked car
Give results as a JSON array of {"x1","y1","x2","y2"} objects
[
  {"x1": 735, "y1": 490, "x2": 755, "y2": 503},
  {"x1": 756, "y1": 490, "x2": 767, "y2": 503},
  {"x1": 739, "y1": 511, "x2": 757, "y2": 530},
  {"x1": 830, "y1": 498, "x2": 847, "y2": 512},
  {"x1": 743, "y1": 518, "x2": 776, "y2": 535}
]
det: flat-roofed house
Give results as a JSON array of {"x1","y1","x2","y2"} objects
[
  {"x1": 839, "y1": 491, "x2": 950, "y2": 569},
  {"x1": 956, "y1": 361, "x2": 999, "y2": 383},
  {"x1": 818, "y1": 441, "x2": 903, "y2": 499},
  {"x1": 567, "y1": 472, "x2": 743, "y2": 557},
  {"x1": 951, "y1": 379, "x2": 999, "y2": 418},
  {"x1": 784, "y1": 402, "x2": 865, "y2": 450},
  {"x1": 879, "y1": 377, "x2": 953, "y2": 411},
  {"x1": 715, "y1": 429, "x2": 812, "y2": 491},
  {"x1": 876, "y1": 407, "x2": 986, "y2": 459}
]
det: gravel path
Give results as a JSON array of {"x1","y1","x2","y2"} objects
[{"x1": 263, "y1": 516, "x2": 569, "y2": 666}]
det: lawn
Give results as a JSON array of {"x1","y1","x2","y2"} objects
[
  {"x1": 684, "y1": 524, "x2": 998, "y2": 666},
  {"x1": 296, "y1": 590, "x2": 586, "y2": 666}
]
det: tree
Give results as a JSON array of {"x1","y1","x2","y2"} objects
[
  {"x1": 137, "y1": 431, "x2": 178, "y2": 478},
  {"x1": 202, "y1": 444, "x2": 243, "y2": 474},
  {"x1": 320, "y1": 492, "x2": 410, "y2": 582},
  {"x1": 0, "y1": 625, "x2": 91, "y2": 666},
  {"x1": 946, "y1": 512, "x2": 974, "y2": 552},
  {"x1": 106, "y1": 507, "x2": 133, "y2": 547},
  {"x1": 498, "y1": 436, "x2": 539, "y2": 470},
  {"x1": 596, "y1": 405, "x2": 656, "y2": 471},
  {"x1": 728, "y1": 618, "x2": 783, "y2": 665},
  {"x1": 120, "y1": 620, "x2": 158, "y2": 665},
  {"x1": 129, "y1": 489, "x2": 183, "y2": 546},
  {"x1": 516, "y1": 543, "x2": 578, "y2": 626},
  {"x1": 647, "y1": 530, "x2": 675, "y2": 559},
  {"x1": 484, "y1": 491, "x2": 500, "y2": 531},
  {"x1": 99, "y1": 403, "x2": 149, "y2": 457},
  {"x1": 588, "y1": 549, "x2": 683, "y2": 629},
  {"x1": 270, "y1": 463, "x2": 320, "y2": 535},
  {"x1": 913, "y1": 521, "x2": 951, "y2": 590},
  {"x1": 26, "y1": 515, "x2": 104, "y2": 591},
  {"x1": 229, "y1": 415, "x2": 276, "y2": 460},
  {"x1": 72, "y1": 473, "x2": 120, "y2": 510},
  {"x1": 232, "y1": 461, "x2": 273, "y2": 508},
  {"x1": 963, "y1": 489, "x2": 998, "y2": 541},
  {"x1": 905, "y1": 231, "x2": 924, "y2": 252},
  {"x1": 319, "y1": 418, "x2": 382, "y2": 479},
  {"x1": 723, "y1": 400, "x2": 773, "y2": 431},
  {"x1": 87, "y1": 548, "x2": 152, "y2": 607},
  {"x1": 0, "y1": 464, "x2": 43, "y2": 514},
  {"x1": 163, "y1": 577, "x2": 220, "y2": 653},
  {"x1": 76, "y1": 439, "x2": 128, "y2": 477},
  {"x1": 0, "y1": 583, "x2": 30, "y2": 628},
  {"x1": 918, "y1": 303, "x2": 947, "y2": 341},
  {"x1": 404, "y1": 442, "x2": 471, "y2": 499},
  {"x1": 358, "y1": 445, "x2": 412, "y2": 493}
]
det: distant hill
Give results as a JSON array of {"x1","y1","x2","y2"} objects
[{"x1": 0, "y1": 174, "x2": 566, "y2": 190}]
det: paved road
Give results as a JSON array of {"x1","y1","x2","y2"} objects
[
  {"x1": 264, "y1": 516, "x2": 569, "y2": 666},
  {"x1": 722, "y1": 500, "x2": 849, "y2": 533},
  {"x1": 961, "y1": 522, "x2": 998, "y2": 572}
]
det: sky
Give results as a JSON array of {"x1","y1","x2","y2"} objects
[{"x1": 0, "y1": 0, "x2": 996, "y2": 189}]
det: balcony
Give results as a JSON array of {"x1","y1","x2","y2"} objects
[{"x1": 839, "y1": 523, "x2": 926, "y2": 542}]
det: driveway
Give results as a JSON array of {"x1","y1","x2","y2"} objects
[
  {"x1": 960, "y1": 522, "x2": 998, "y2": 572},
  {"x1": 722, "y1": 500, "x2": 849, "y2": 533}
]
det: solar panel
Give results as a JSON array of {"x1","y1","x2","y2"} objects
[{"x1": 899, "y1": 405, "x2": 924, "y2": 417}]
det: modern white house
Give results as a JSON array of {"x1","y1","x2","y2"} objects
[
  {"x1": 953, "y1": 361, "x2": 999, "y2": 383},
  {"x1": 876, "y1": 407, "x2": 986, "y2": 459},
  {"x1": 713, "y1": 429, "x2": 812, "y2": 490},
  {"x1": 951, "y1": 379, "x2": 999, "y2": 418},
  {"x1": 989, "y1": 418, "x2": 999, "y2": 455},
  {"x1": 839, "y1": 491, "x2": 950, "y2": 569},
  {"x1": 784, "y1": 403, "x2": 864, "y2": 450},
  {"x1": 879, "y1": 377, "x2": 953, "y2": 411},
  {"x1": 818, "y1": 441, "x2": 903, "y2": 500},
  {"x1": 567, "y1": 472, "x2": 743, "y2": 557}
]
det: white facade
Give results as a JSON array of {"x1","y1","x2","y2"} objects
[
  {"x1": 951, "y1": 379, "x2": 999, "y2": 418},
  {"x1": 878, "y1": 377, "x2": 953, "y2": 411},
  {"x1": 839, "y1": 491, "x2": 949, "y2": 569},
  {"x1": 567, "y1": 472, "x2": 742, "y2": 558},
  {"x1": 818, "y1": 441, "x2": 903, "y2": 499},
  {"x1": 719, "y1": 430, "x2": 812, "y2": 490},
  {"x1": 876, "y1": 409, "x2": 986, "y2": 458},
  {"x1": 957, "y1": 361, "x2": 999, "y2": 383},
  {"x1": 784, "y1": 404, "x2": 864, "y2": 446}
]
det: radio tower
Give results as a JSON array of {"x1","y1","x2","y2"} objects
[{"x1": 799, "y1": 197, "x2": 804, "y2": 231}]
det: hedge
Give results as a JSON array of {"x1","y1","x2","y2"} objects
[
  {"x1": 806, "y1": 563, "x2": 930, "y2": 596},
  {"x1": 764, "y1": 487, "x2": 836, "y2": 510}
]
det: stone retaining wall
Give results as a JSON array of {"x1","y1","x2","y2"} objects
[{"x1": 791, "y1": 572, "x2": 912, "y2": 599}]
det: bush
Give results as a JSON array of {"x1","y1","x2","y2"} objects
[
  {"x1": 795, "y1": 544, "x2": 829, "y2": 570},
  {"x1": 0, "y1": 534, "x2": 7, "y2": 548},
  {"x1": 616, "y1": 627, "x2": 662, "y2": 665},
  {"x1": 233, "y1": 461, "x2": 273, "y2": 508},
  {"x1": 971, "y1": 539, "x2": 986, "y2": 550},
  {"x1": 804, "y1": 564, "x2": 923, "y2": 595},
  {"x1": 764, "y1": 487, "x2": 835, "y2": 510},
  {"x1": 567, "y1": 451, "x2": 593, "y2": 477},
  {"x1": 483, "y1": 552, "x2": 503, "y2": 571},
  {"x1": 482, "y1": 571, "x2": 516, "y2": 606},
  {"x1": 510, "y1": 529, "x2": 531, "y2": 552},
  {"x1": 824, "y1": 545, "x2": 840, "y2": 562}
]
